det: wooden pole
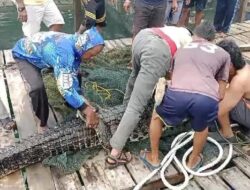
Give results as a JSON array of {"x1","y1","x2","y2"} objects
[
  {"x1": 238, "y1": 0, "x2": 248, "y2": 22},
  {"x1": 73, "y1": 0, "x2": 82, "y2": 32}
]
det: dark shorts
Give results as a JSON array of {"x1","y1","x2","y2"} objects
[
  {"x1": 156, "y1": 89, "x2": 218, "y2": 132},
  {"x1": 133, "y1": 0, "x2": 167, "y2": 37},
  {"x1": 184, "y1": 0, "x2": 207, "y2": 11},
  {"x1": 230, "y1": 100, "x2": 250, "y2": 128}
]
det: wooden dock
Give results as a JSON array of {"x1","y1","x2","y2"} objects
[{"x1": 1, "y1": 21, "x2": 250, "y2": 190}]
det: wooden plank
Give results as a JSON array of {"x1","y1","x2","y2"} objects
[
  {"x1": 233, "y1": 34, "x2": 250, "y2": 45},
  {"x1": 236, "y1": 22, "x2": 250, "y2": 30},
  {"x1": 3, "y1": 50, "x2": 55, "y2": 190},
  {"x1": 183, "y1": 180, "x2": 201, "y2": 190},
  {"x1": 220, "y1": 167, "x2": 250, "y2": 190},
  {"x1": 113, "y1": 39, "x2": 125, "y2": 48},
  {"x1": 234, "y1": 23, "x2": 250, "y2": 31},
  {"x1": 51, "y1": 168, "x2": 83, "y2": 190},
  {"x1": 0, "y1": 52, "x2": 25, "y2": 190},
  {"x1": 239, "y1": 44, "x2": 250, "y2": 51},
  {"x1": 233, "y1": 157, "x2": 250, "y2": 177},
  {"x1": 225, "y1": 36, "x2": 245, "y2": 46},
  {"x1": 126, "y1": 155, "x2": 178, "y2": 184},
  {"x1": 120, "y1": 38, "x2": 132, "y2": 46},
  {"x1": 79, "y1": 151, "x2": 135, "y2": 190},
  {"x1": 162, "y1": 180, "x2": 201, "y2": 190},
  {"x1": 0, "y1": 126, "x2": 25, "y2": 190},
  {"x1": 0, "y1": 69, "x2": 10, "y2": 119},
  {"x1": 243, "y1": 51, "x2": 250, "y2": 60},
  {"x1": 229, "y1": 25, "x2": 244, "y2": 35},
  {"x1": 104, "y1": 41, "x2": 114, "y2": 51},
  {"x1": 194, "y1": 174, "x2": 229, "y2": 190}
]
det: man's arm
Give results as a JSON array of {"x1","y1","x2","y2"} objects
[
  {"x1": 53, "y1": 48, "x2": 99, "y2": 128},
  {"x1": 218, "y1": 76, "x2": 245, "y2": 131},
  {"x1": 15, "y1": 0, "x2": 27, "y2": 22},
  {"x1": 218, "y1": 80, "x2": 227, "y2": 101}
]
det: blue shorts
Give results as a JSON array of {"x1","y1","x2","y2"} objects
[
  {"x1": 184, "y1": 0, "x2": 207, "y2": 11},
  {"x1": 156, "y1": 89, "x2": 218, "y2": 132}
]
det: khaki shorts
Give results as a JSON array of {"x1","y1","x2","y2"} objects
[{"x1": 22, "y1": 0, "x2": 65, "y2": 37}]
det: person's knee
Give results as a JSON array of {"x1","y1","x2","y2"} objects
[{"x1": 49, "y1": 24, "x2": 64, "y2": 32}]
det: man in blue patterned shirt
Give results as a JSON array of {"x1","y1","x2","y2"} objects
[{"x1": 12, "y1": 27, "x2": 104, "y2": 133}]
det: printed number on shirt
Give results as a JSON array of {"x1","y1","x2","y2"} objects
[{"x1": 185, "y1": 42, "x2": 218, "y2": 53}]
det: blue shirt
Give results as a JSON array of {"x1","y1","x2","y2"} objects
[{"x1": 12, "y1": 32, "x2": 86, "y2": 110}]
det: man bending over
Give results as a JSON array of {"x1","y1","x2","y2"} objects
[
  {"x1": 217, "y1": 39, "x2": 250, "y2": 139},
  {"x1": 140, "y1": 22, "x2": 231, "y2": 170}
]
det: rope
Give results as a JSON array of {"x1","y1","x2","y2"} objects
[
  {"x1": 84, "y1": 81, "x2": 125, "y2": 105},
  {"x1": 134, "y1": 123, "x2": 234, "y2": 190}
]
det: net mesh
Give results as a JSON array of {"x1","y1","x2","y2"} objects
[{"x1": 42, "y1": 47, "x2": 134, "y2": 173}]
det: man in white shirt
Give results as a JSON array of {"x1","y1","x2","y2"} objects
[{"x1": 15, "y1": 0, "x2": 65, "y2": 37}]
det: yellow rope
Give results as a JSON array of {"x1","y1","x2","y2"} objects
[{"x1": 84, "y1": 81, "x2": 125, "y2": 104}]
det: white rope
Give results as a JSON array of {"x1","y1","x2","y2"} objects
[{"x1": 134, "y1": 131, "x2": 233, "y2": 190}]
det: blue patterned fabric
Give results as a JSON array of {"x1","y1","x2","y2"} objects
[{"x1": 12, "y1": 27, "x2": 104, "y2": 109}]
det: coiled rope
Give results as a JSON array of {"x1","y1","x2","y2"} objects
[{"x1": 134, "y1": 125, "x2": 233, "y2": 190}]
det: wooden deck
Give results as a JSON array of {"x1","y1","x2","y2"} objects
[{"x1": 0, "y1": 21, "x2": 250, "y2": 190}]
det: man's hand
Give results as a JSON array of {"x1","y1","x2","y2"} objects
[
  {"x1": 82, "y1": 105, "x2": 99, "y2": 128},
  {"x1": 123, "y1": 0, "x2": 131, "y2": 13},
  {"x1": 18, "y1": 9, "x2": 28, "y2": 22},
  {"x1": 172, "y1": 0, "x2": 178, "y2": 12}
]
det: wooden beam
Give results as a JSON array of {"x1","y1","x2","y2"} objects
[
  {"x1": 73, "y1": 0, "x2": 82, "y2": 32},
  {"x1": 238, "y1": 0, "x2": 249, "y2": 22},
  {"x1": 79, "y1": 151, "x2": 135, "y2": 190},
  {"x1": 3, "y1": 50, "x2": 55, "y2": 190},
  {"x1": 239, "y1": 44, "x2": 250, "y2": 51},
  {"x1": 220, "y1": 167, "x2": 250, "y2": 190},
  {"x1": 51, "y1": 168, "x2": 83, "y2": 190},
  {"x1": 194, "y1": 174, "x2": 229, "y2": 190},
  {"x1": 0, "y1": 51, "x2": 25, "y2": 190}
]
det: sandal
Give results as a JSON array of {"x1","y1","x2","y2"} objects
[
  {"x1": 105, "y1": 152, "x2": 132, "y2": 169},
  {"x1": 139, "y1": 150, "x2": 160, "y2": 171},
  {"x1": 189, "y1": 154, "x2": 203, "y2": 172}
]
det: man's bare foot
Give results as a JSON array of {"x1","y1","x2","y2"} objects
[
  {"x1": 38, "y1": 125, "x2": 49, "y2": 134},
  {"x1": 187, "y1": 154, "x2": 203, "y2": 170}
]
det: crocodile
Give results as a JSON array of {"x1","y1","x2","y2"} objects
[{"x1": 0, "y1": 103, "x2": 189, "y2": 178}]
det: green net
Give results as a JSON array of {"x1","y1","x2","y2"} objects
[{"x1": 42, "y1": 47, "x2": 133, "y2": 173}]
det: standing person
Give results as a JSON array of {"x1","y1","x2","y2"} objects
[
  {"x1": 178, "y1": 0, "x2": 207, "y2": 27},
  {"x1": 77, "y1": 0, "x2": 106, "y2": 34},
  {"x1": 105, "y1": 25, "x2": 193, "y2": 168},
  {"x1": 217, "y1": 39, "x2": 250, "y2": 139},
  {"x1": 123, "y1": 0, "x2": 167, "y2": 38},
  {"x1": 12, "y1": 27, "x2": 104, "y2": 133},
  {"x1": 140, "y1": 22, "x2": 231, "y2": 170},
  {"x1": 165, "y1": 0, "x2": 183, "y2": 26},
  {"x1": 14, "y1": 0, "x2": 65, "y2": 37},
  {"x1": 213, "y1": 0, "x2": 238, "y2": 37}
]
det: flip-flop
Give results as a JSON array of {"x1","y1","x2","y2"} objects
[
  {"x1": 105, "y1": 152, "x2": 132, "y2": 169},
  {"x1": 189, "y1": 154, "x2": 203, "y2": 172},
  {"x1": 139, "y1": 150, "x2": 160, "y2": 171}
]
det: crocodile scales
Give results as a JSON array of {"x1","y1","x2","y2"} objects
[{"x1": 0, "y1": 104, "x2": 188, "y2": 178}]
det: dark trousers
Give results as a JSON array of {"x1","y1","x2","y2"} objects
[
  {"x1": 16, "y1": 59, "x2": 49, "y2": 127},
  {"x1": 214, "y1": 0, "x2": 238, "y2": 33}
]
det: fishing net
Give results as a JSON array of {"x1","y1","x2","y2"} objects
[{"x1": 42, "y1": 47, "x2": 133, "y2": 173}]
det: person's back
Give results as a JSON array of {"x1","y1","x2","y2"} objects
[
  {"x1": 170, "y1": 41, "x2": 231, "y2": 100},
  {"x1": 12, "y1": 31, "x2": 78, "y2": 69}
]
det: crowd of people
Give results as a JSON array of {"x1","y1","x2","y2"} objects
[{"x1": 11, "y1": 0, "x2": 250, "y2": 172}]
